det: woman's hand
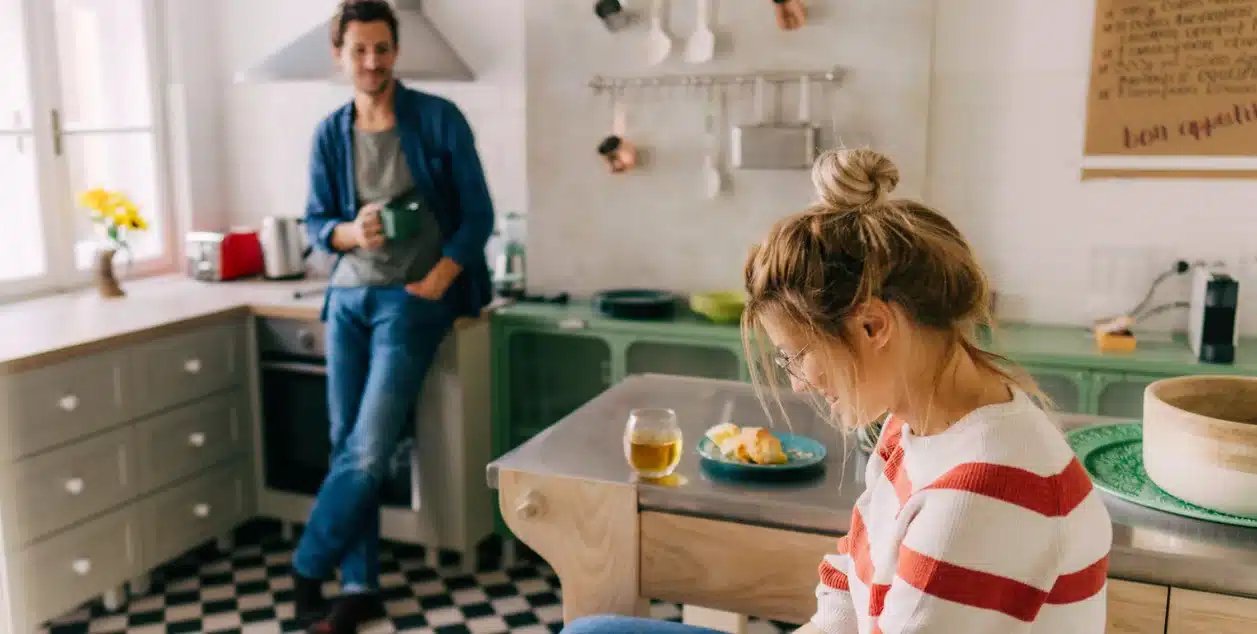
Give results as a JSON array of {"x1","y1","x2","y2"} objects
[{"x1": 405, "y1": 257, "x2": 463, "y2": 300}]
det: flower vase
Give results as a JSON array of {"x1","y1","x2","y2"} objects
[{"x1": 95, "y1": 247, "x2": 125, "y2": 298}]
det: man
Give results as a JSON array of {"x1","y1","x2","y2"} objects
[{"x1": 292, "y1": 1, "x2": 494, "y2": 632}]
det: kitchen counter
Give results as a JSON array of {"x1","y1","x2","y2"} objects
[
  {"x1": 0, "y1": 275, "x2": 500, "y2": 372},
  {"x1": 488, "y1": 373, "x2": 1257, "y2": 599}
]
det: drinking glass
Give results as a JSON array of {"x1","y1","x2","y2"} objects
[{"x1": 624, "y1": 408, "x2": 683, "y2": 479}]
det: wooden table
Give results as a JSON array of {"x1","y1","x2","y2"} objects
[{"x1": 487, "y1": 374, "x2": 1257, "y2": 633}]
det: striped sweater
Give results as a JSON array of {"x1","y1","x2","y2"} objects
[{"x1": 813, "y1": 389, "x2": 1113, "y2": 634}]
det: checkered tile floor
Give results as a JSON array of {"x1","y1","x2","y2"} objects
[{"x1": 38, "y1": 520, "x2": 797, "y2": 634}]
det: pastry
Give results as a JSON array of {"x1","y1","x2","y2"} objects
[
  {"x1": 704, "y1": 422, "x2": 788, "y2": 465},
  {"x1": 705, "y1": 422, "x2": 741, "y2": 447},
  {"x1": 741, "y1": 427, "x2": 788, "y2": 465}
]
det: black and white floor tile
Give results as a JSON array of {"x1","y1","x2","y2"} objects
[{"x1": 39, "y1": 521, "x2": 796, "y2": 634}]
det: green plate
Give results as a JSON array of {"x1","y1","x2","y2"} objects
[
  {"x1": 696, "y1": 432, "x2": 827, "y2": 482},
  {"x1": 1065, "y1": 422, "x2": 1257, "y2": 528}
]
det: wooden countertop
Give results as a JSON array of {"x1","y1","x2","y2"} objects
[{"x1": 0, "y1": 275, "x2": 496, "y2": 372}]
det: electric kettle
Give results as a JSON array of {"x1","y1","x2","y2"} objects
[{"x1": 259, "y1": 216, "x2": 311, "y2": 280}]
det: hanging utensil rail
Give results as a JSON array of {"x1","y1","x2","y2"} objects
[{"x1": 588, "y1": 66, "x2": 845, "y2": 96}]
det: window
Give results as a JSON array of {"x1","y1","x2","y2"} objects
[{"x1": 0, "y1": 0, "x2": 174, "y2": 301}]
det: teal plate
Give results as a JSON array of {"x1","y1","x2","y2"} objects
[
  {"x1": 696, "y1": 432, "x2": 827, "y2": 482},
  {"x1": 1065, "y1": 422, "x2": 1257, "y2": 528}
]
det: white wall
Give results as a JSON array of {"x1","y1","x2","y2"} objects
[
  {"x1": 524, "y1": 0, "x2": 934, "y2": 296},
  {"x1": 928, "y1": 0, "x2": 1257, "y2": 332},
  {"x1": 164, "y1": 0, "x2": 228, "y2": 233},
  {"x1": 189, "y1": 0, "x2": 1257, "y2": 333},
  {"x1": 211, "y1": 0, "x2": 526, "y2": 228}
]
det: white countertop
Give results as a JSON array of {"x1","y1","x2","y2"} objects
[{"x1": 0, "y1": 275, "x2": 493, "y2": 371}]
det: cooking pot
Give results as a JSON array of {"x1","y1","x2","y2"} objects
[{"x1": 259, "y1": 216, "x2": 311, "y2": 280}]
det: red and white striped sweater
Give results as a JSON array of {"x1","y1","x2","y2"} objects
[{"x1": 813, "y1": 389, "x2": 1113, "y2": 634}]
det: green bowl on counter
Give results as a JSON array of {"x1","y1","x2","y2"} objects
[{"x1": 690, "y1": 291, "x2": 747, "y2": 324}]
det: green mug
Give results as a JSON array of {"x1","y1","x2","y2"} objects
[{"x1": 379, "y1": 190, "x2": 424, "y2": 241}]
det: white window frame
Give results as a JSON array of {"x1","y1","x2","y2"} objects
[{"x1": 1, "y1": 0, "x2": 179, "y2": 304}]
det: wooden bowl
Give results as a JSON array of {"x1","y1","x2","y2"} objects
[{"x1": 1143, "y1": 375, "x2": 1257, "y2": 517}]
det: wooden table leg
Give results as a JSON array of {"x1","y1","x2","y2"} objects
[
  {"x1": 682, "y1": 605, "x2": 749, "y2": 633},
  {"x1": 498, "y1": 469, "x2": 648, "y2": 622}
]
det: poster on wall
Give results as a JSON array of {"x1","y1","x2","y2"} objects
[{"x1": 1082, "y1": 0, "x2": 1257, "y2": 179}]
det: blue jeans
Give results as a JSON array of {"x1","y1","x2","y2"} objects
[
  {"x1": 292, "y1": 286, "x2": 454, "y2": 594},
  {"x1": 562, "y1": 616, "x2": 726, "y2": 634}
]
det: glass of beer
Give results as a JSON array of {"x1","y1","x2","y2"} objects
[{"x1": 624, "y1": 408, "x2": 683, "y2": 479}]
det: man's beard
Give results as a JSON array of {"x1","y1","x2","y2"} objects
[{"x1": 358, "y1": 71, "x2": 391, "y2": 94}]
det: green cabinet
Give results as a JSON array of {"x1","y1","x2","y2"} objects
[
  {"x1": 626, "y1": 340, "x2": 743, "y2": 381},
  {"x1": 1021, "y1": 365, "x2": 1091, "y2": 414},
  {"x1": 1091, "y1": 371, "x2": 1180, "y2": 419},
  {"x1": 490, "y1": 305, "x2": 746, "y2": 458},
  {"x1": 1019, "y1": 366, "x2": 1182, "y2": 420},
  {"x1": 506, "y1": 331, "x2": 611, "y2": 439}
]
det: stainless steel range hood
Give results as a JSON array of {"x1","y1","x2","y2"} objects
[{"x1": 235, "y1": 0, "x2": 474, "y2": 83}]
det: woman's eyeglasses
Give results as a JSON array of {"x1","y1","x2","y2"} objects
[{"x1": 774, "y1": 345, "x2": 810, "y2": 381}]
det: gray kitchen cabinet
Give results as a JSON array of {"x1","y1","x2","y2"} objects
[
  {"x1": 0, "y1": 315, "x2": 256, "y2": 633},
  {"x1": 0, "y1": 350, "x2": 129, "y2": 460}
]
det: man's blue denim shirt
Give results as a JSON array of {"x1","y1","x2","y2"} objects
[{"x1": 305, "y1": 80, "x2": 495, "y2": 319}]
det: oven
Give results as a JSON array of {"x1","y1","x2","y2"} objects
[{"x1": 255, "y1": 316, "x2": 426, "y2": 542}]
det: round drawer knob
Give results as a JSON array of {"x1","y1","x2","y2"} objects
[
  {"x1": 71, "y1": 558, "x2": 91, "y2": 576},
  {"x1": 515, "y1": 490, "x2": 545, "y2": 520},
  {"x1": 188, "y1": 432, "x2": 206, "y2": 447},
  {"x1": 59, "y1": 394, "x2": 79, "y2": 412},
  {"x1": 193, "y1": 503, "x2": 211, "y2": 518},
  {"x1": 64, "y1": 478, "x2": 85, "y2": 495},
  {"x1": 184, "y1": 358, "x2": 202, "y2": 374}
]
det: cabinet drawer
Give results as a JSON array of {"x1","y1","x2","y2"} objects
[
  {"x1": 0, "y1": 352, "x2": 126, "y2": 459},
  {"x1": 15, "y1": 506, "x2": 141, "y2": 628},
  {"x1": 136, "y1": 391, "x2": 246, "y2": 491},
  {"x1": 142, "y1": 461, "x2": 251, "y2": 566},
  {"x1": 4, "y1": 427, "x2": 138, "y2": 547},
  {"x1": 130, "y1": 323, "x2": 241, "y2": 415}
]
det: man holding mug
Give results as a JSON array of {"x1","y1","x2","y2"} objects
[{"x1": 293, "y1": 1, "x2": 495, "y2": 632}]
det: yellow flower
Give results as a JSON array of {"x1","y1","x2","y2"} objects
[
  {"x1": 78, "y1": 187, "x2": 147, "y2": 233},
  {"x1": 78, "y1": 188, "x2": 109, "y2": 213}
]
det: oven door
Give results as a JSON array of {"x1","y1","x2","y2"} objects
[{"x1": 259, "y1": 359, "x2": 416, "y2": 510}]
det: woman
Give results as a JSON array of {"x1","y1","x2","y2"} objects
[{"x1": 563, "y1": 148, "x2": 1113, "y2": 634}]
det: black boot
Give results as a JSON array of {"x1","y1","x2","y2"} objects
[
  {"x1": 306, "y1": 593, "x2": 385, "y2": 634},
  {"x1": 293, "y1": 572, "x2": 330, "y2": 621}
]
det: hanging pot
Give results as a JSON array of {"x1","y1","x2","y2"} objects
[{"x1": 598, "y1": 93, "x2": 638, "y2": 173}]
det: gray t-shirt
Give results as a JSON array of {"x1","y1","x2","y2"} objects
[{"x1": 329, "y1": 127, "x2": 444, "y2": 288}]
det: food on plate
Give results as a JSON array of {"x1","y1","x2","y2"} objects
[
  {"x1": 705, "y1": 422, "x2": 741, "y2": 446},
  {"x1": 704, "y1": 423, "x2": 788, "y2": 465}
]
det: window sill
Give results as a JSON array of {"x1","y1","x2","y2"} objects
[{"x1": 0, "y1": 259, "x2": 179, "y2": 306}]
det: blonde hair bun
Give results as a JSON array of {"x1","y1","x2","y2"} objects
[{"x1": 811, "y1": 147, "x2": 900, "y2": 211}]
